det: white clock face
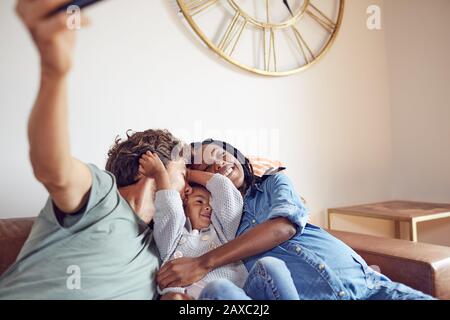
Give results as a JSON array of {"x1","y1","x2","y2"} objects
[
  {"x1": 230, "y1": 0, "x2": 307, "y2": 25},
  {"x1": 178, "y1": 0, "x2": 345, "y2": 76}
]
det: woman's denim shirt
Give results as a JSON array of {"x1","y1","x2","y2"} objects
[{"x1": 237, "y1": 173, "x2": 380, "y2": 300}]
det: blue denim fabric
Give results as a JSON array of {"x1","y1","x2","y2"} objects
[
  {"x1": 364, "y1": 269, "x2": 435, "y2": 300},
  {"x1": 199, "y1": 257, "x2": 299, "y2": 300},
  {"x1": 237, "y1": 173, "x2": 435, "y2": 300}
]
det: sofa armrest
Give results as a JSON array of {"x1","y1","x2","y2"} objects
[
  {"x1": 328, "y1": 229, "x2": 450, "y2": 300},
  {"x1": 0, "y1": 218, "x2": 35, "y2": 275}
]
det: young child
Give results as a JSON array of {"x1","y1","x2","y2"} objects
[{"x1": 138, "y1": 151, "x2": 299, "y2": 300}]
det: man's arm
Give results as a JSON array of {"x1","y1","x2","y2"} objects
[
  {"x1": 17, "y1": 0, "x2": 92, "y2": 213},
  {"x1": 157, "y1": 217, "x2": 296, "y2": 289},
  {"x1": 29, "y1": 74, "x2": 92, "y2": 214}
]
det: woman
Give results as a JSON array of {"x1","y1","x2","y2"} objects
[{"x1": 157, "y1": 139, "x2": 434, "y2": 300}]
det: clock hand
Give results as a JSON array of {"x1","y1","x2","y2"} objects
[{"x1": 283, "y1": 0, "x2": 294, "y2": 17}]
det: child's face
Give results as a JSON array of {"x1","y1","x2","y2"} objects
[{"x1": 184, "y1": 186, "x2": 211, "y2": 230}]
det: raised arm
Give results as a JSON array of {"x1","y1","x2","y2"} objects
[
  {"x1": 153, "y1": 190, "x2": 187, "y2": 262},
  {"x1": 139, "y1": 153, "x2": 186, "y2": 262},
  {"x1": 206, "y1": 174, "x2": 243, "y2": 241},
  {"x1": 18, "y1": 0, "x2": 92, "y2": 213}
]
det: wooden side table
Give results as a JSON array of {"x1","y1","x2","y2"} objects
[{"x1": 328, "y1": 201, "x2": 450, "y2": 242}]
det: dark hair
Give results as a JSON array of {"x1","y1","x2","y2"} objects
[
  {"x1": 189, "y1": 139, "x2": 260, "y2": 194},
  {"x1": 106, "y1": 129, "x2": 183, "y2": 188},
  {"x1": 189, "y1": 182, "x2": 206, "y2": 190}
]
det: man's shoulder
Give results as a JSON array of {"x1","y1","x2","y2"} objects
[
  {"x1": 87, "y1": 163, "x2": 117, "y2": 190},
  {"x1": 83, "y1": 163, "x2": 120, "y2": 209},
  {"x1": 33, "y1": 163, "x2": 122, "y2": 232}
]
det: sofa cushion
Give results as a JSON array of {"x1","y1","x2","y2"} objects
[
  {"x1": 0, "y1": 218, "x2": 35, "y2": 275},
  {"x1": 248, "y1": 156, "x2": 283, "y2": 177},
  {"x1": 329, "y1": 229, "x2": 450, "y2": 299}
]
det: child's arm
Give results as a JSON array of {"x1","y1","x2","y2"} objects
[
  {"x1": 208, "y1": 174, "x2": 243, "y2": 241},
  {"x1": 153, "y1": 190, "x2": 187, "y2": 262},
  {"x1": 139, "y1": 152, "x2": 186, "y2": 262}
]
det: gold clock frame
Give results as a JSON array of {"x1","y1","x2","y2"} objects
[{"x1": 177, "y1": 0, "x2": 345, "y2": 77}]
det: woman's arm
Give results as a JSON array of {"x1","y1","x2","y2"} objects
[{"x1": 157, "y1": 217, "x2": 295, "y2": 289}]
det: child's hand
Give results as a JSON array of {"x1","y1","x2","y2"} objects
[
  {"x1": 139, "y1": 152, "x2": 171, "y2": 191},
  {"x1": 139, "y1": 151, "x2": 166, "y2": 179}
]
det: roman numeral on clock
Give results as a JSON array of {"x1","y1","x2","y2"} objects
[
  {"x1": 306, "y1": 3, "x2": 336, "y2": 33},
  {"x1": 185, "y1": 0, "x2": 219, "y2": 16},
  {"x1": 217, "y1": 12, "x2": 248, "y2": 56},
  {"x1": 292, "y1": 26, "x2": 315, "y2": 64},
  {"x1": 263, "y1": 28, "x2": 277, "y2": 72}
]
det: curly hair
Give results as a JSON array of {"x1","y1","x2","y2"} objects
[{"x1": 106, "y1": 129, "x2": 183, "y2": 188}]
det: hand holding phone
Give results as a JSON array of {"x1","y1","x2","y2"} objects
[
  {"x1": 16, "y1": 0, "x2": 93, "y2": 76},
  {"x1": 51, "y1": 0, "x2": 105, "y2": 16}
]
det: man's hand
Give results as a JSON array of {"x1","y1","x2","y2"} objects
[
  {"x1": 16, "y1": 0, "x2": 90, "y2": 78},
  {"x1": 157, "y1": 257, "x2": 211, "y2": 289},
  {"x1": 139, "y1": 152, "x2": 171, "y2": 191}
]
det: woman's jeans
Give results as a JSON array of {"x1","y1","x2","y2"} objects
[
  {"x1": 199, "y1": 257, "x2": 299, "y2": 300},
  {"x1": 199, "y1": 261, "x2": 435, "y2": 300},
  {"x1": 363, "y1": 269, "x2": 436, "y2": 300}
]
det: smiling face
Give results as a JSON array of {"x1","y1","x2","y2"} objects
[
  {"x1": 191, "y1": 144, "x2": 245, "y2": 189},
  {"x1": 184, "y1": 186, "x2": 212, "y2": 230}
]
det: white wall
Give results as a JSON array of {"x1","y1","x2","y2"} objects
[
  {"x1": 0, "y1": 0, "x2": 392, "y2": 233},
  {"x1": 385, "y1": 0, "x2": 450, "y2": 245}
]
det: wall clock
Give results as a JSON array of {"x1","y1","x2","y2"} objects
[{"x1": 177, "y1": 0, "x2": 345, "y2": 76}]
